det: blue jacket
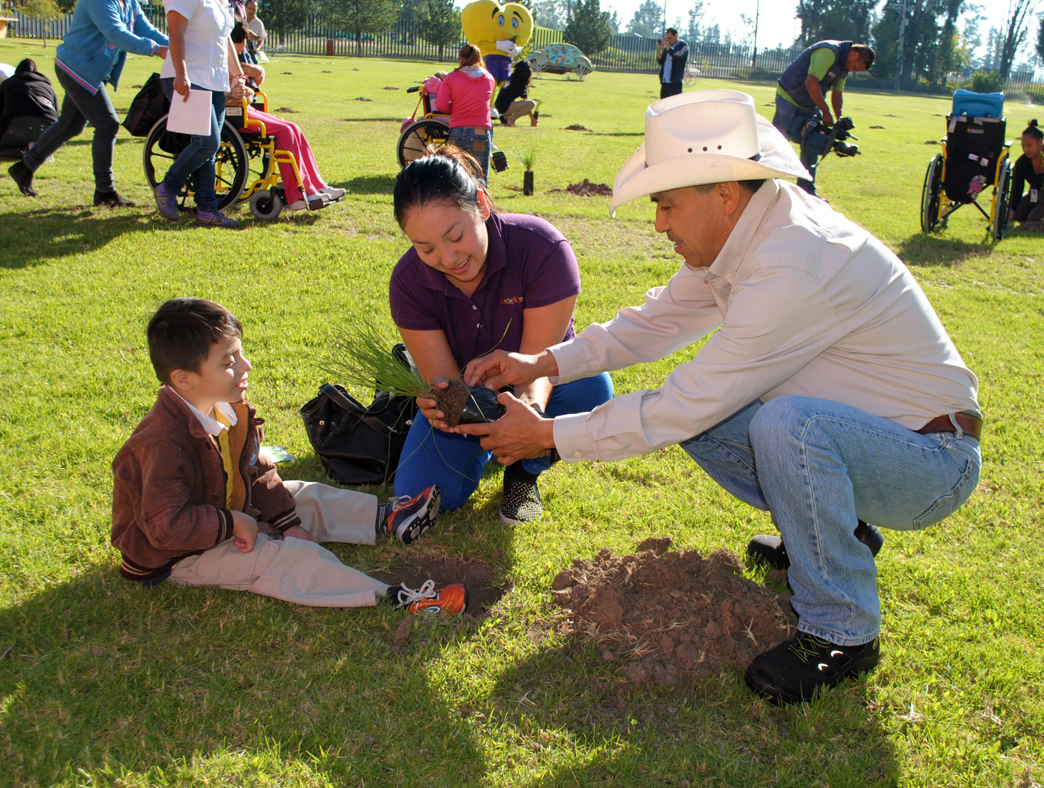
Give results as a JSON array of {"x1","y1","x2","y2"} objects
[
  {"x1": 55, "y1": 0, "x2": 168, "y2": 95},
  {"x1": 778, "y1": 40, "x2": 851, "y2": 109}
]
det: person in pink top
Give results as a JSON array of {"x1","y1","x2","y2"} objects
[{"x1": 435, "y1": 44, "x2": 495, "y2": 180}]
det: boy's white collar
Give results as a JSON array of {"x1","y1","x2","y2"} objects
[{"x1": 168, "y1": 386, "x2": 238, "y2": 436}]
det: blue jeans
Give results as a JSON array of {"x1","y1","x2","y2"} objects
[
  {"x1": 448, "y1": 126, "x2": 491, "y2": 183},
  {"x1": 24, "y1": 66, "x2": 121, "y2": 192},
  {"x1": 772, "y1": 95, "x2": 820, "y2": 195},
  {"x1": 680, "y1": 396, "x2": 981, "y2": 645},
  {"x1": 160, "y1": 79, "x2": 225, "y2": 213},
  {"x1": 394, "y1": 372, "x2": 614, "y2": 511}
]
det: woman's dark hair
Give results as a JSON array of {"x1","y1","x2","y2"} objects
[
  {"x1": 507, "y1": 59, "x2": 532, "y2": 90},
  {"x1": 393, "y1": 146, "x2": 497, "y2": 228},
  {"x1": 458, "y1": 44, "x2": 485, "y2": 70},
  {"x1": 231, "y1": 22, "x2": 247, "y2": 44},
  {"x1": 15, "y1": 58, "x2": 37, "y2": 73},
  {"x1": 1024, "y1": 119, "x2": 1043, "y2": 141}
]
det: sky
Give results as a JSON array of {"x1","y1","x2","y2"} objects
[{"x1": 596, "y1": 0, "x2": 1013, "y2": 53}]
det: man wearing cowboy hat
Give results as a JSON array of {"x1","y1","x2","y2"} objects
[{"x1": 453, "y1": 90, "x2": 982, "y2": 705}]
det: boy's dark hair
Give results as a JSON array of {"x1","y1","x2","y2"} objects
[
  {"x1": 665, "y1": 27, "x2": 678, "y2": 36},
  {"x1": 15, "y1": 58, "x2": 37, "y2": 73},
  {"x1": 231, "y1": 22, "x2": 247, "y2": 44},
  {"x1": 851, "y1": 44, "x2": 875, "y2": 69},
  {"x1": 147, "y1": 298, "x2": 243, "y2": 385}
]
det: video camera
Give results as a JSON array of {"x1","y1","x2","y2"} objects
[{"x1": 805, "y1": 116, "x2": 860, "y2": 159}]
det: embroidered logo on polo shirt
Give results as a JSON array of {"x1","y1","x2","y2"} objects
[{"x1": 501, "y1": 296, "x2": 524, "y2": 305}]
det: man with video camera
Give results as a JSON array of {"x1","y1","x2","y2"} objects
[
  {"x1": 773, "y1": 40, "x2": 874, "y2": 196},
  {"x1": 656, "y1": 28, "x2": 688, "y2": 100}
]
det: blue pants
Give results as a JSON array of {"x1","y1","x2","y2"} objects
[
  {"x1": 772, "y1": 95, "x2": 820, "y2": 195},
  {"x1": 681, "y1": 396, "x2": 981, "y2": 645},
  {"x1": 448, "y1": 126, "x2": 491, "y2": 183},
  {"x1": 160, "y1": 79, "x2": 225, "y2": 213},
  {"x1": 24, "y1": 66, "x2": 120, "y2": 192},
  {"x1": 393, "y1": 373, "x2": 614, "y2": 511}
]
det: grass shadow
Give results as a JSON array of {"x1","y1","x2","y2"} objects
[
  {"x1": 0, "y1": 569, "x2": 490, "y2": 786},
  {"x1": 342, "y1": 174, "x2": 397, "y2": 195},
  {"x1": 0, "y1": 206, "x2": 185, "y2": 269},
  {"x1": 488, "y1": 638, "x2": 900, "y2": 786},
  {"x1": 897, "y1": 232, "x2": 994, "y2": 267}
]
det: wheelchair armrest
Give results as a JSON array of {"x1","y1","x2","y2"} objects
[{"x1": 253, "y1": 89, "x2": 269, "y2": 114}]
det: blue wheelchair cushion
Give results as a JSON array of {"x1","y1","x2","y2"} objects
[{"x1": 952, "y1": 89, "x2": 1004, "y2": 119}]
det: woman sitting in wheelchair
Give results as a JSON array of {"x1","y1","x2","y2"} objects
[
  {"x1": 1009, "y1": 119, "x2": 1044, "y2": 230},
  {"x1": 231, "y1": 23, "x2": 344, "y2": 211}
]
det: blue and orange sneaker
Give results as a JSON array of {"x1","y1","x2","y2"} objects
[
  {"x1": 388, "y1": 580, "x2": 469, "y2": 616},
  {"x1": 378, "y1": 486, "x2": 441, "y2": 545}
]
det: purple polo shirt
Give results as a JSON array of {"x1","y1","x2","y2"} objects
[{"x1": 390, "y1": 212, "x2": 581, "y2": 370}]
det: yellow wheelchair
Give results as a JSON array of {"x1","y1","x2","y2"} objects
[
  {"x1": 920, "y1": 89, "x2": 1013, "y2": 242},
  {"x1": 142, "y1": 91, "x2": 319, "y2": 220}
]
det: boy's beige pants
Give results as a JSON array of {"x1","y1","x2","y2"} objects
[{"x1": 170, "y1": 481, "x2": 390, "y2": 608}]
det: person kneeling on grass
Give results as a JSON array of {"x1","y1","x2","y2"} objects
[
  {"x1": 388, "y1": 147, "x2": 613, "y2": 526},
  {"x1": 458, "y1": 91, "x2": 982, "y2": 704},
  {"x1": 111, "y1": 297, "x2": 467, "y2": 615}
]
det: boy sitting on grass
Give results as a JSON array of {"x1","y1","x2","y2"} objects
[{"x1": 111, "y1": 297, "x2": 468, "y2": 615}]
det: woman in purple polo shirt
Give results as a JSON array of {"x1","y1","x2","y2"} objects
[{"x1": 389, "y1": 149, "x2": 613, "y2": 525}]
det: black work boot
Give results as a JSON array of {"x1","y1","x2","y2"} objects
[
  {"x1": 747, "y1": 520, "x2": 884, "y2": 570},
  {"x1": 94, "y1": 190, "x2": 137, "y2": 208},
  {"x1": 9, "y1": 160, "x2": 37, "y2": 197},
  {"x1": 745, "y1": 631, "x2": 880, "y2": 705}
]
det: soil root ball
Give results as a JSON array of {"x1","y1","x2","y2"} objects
[{"x1": 552, "y1": 541, "x2": 798, "y2": 685}]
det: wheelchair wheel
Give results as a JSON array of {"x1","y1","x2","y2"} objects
[
  {"x1": 397, "y1": 119, "x2": 450, "y2": 168},
  {"x1": 920, "y1": 153, "x2": 943, "y2": 233},
  {"x1": 249, "y1": 189, "x2": 282, "y2": 220},
  {"x1": 143, "y1": 115, "x2": 249, "y2": 212},
  {"x1": 991, "y1": 156, "x2": 1012, "y2": 242}
]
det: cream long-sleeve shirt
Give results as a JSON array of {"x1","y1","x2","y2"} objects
[{"x1": 550, "y1": 179, "x2": 979, "y2": 463}]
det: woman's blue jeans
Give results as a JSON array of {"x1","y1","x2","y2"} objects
[
  {"x1": 447, "y1": 126, "x2": 491, "y2": 182},
  {"x1": 160, "y1": 79, "x2": 224, "y2": 213},
  {"x1": 394, "y1": 372, "x2": 614, "y2": 511},
  {"x1": 680, "y1": 396, "x2": 981, "y2": 645}
]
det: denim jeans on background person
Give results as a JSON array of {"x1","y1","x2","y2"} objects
[
  {"x1": 680, "y1": 396, "x2": 981, "y2": 646},
  {"x1": 447, "y1": 126, "x2": 491, "y2": 183},
  {"x1": 23, "y1": 66, "x2": 121, "y2": 192},
  {"x1": 393, "y1": 372, "x2": 615, "y2": 511},
  {"x1": 772, "y1": 94, "x2": 821, "y2": 195},
  {"x1": 160, "y1": 78, "x2": 225, "y2": 213}
]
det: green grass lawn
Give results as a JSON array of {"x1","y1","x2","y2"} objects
[{"x1": 1, "y1": 40, "x2": 1042, "y2": 787}]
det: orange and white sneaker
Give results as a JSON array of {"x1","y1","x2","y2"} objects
[
  {"x1": 389, "y1": 580, "x2": 469, "y2": 616},
  {"x1": 379, "y1": 486, "x2": 441, "y2": 545}
]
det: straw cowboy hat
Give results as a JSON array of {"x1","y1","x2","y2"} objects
[{"x1": 609, "y1": 90, "x2": 812, "y2": 215}]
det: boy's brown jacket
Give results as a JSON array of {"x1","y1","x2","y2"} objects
[{"x1": 111, "y1": 387, "x2": 300, "y2": 581}]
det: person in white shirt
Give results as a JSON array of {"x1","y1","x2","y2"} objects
[
  {"x1": 456, "y1": 90, "x2": 983, "y2": 705},
  {"x1": 244, "y1": 0, "x2": 266, "y2": 53}
]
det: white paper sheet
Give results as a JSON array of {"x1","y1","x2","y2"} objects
[{"x1": 166, "y1": 89, "x2": 212, "y2": 136}]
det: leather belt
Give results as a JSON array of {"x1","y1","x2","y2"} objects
[{"x1": 916, "y1": 412, "x2": 982, "y2": 441}]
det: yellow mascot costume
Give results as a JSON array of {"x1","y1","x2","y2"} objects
[{"x1": 460, "y1": 0, "x2": 534, "y2": 86}]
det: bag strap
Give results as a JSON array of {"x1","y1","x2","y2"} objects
[{"x1": 320, "y1": 383, "x2": 369, "y2": 416}]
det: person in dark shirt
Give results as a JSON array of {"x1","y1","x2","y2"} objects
[
  {"x1": 494, "y1": 59, "x2": 536, "y2": 126},
  {"x1": 656, "y1": 28, "x2": 688, "y2": 99},
  {"x1": 0, "y1": 60, "x2": 59, "y2": 158},
  {"x1": 1009, "y1": 119, "x2": 1044, "y2": 229}
]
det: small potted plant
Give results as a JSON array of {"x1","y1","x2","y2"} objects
[
  {"x1": 326, "y1": 321, "x2": 506, "y2": 427},
  {"x1": 519, "y1": 149, "x2": 536, "y2": 196}
]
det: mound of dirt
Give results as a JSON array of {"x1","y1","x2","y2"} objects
[
  {"x1": 275, "y1": 107, "x2": 297, "y2": 113},
  {"x1": 549, "y1": 179, "x2": 613, "y2": 197},
  {"x1": 551, "y1": 538, "x2": 796, "y2": 686},
  {"x1": 565, "y1": 124, "x2": 590, "y2": 131}
]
